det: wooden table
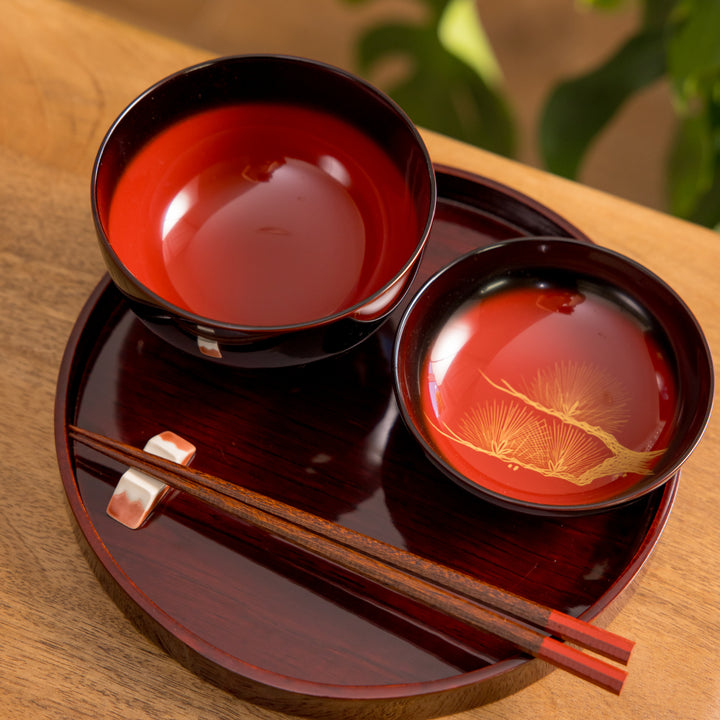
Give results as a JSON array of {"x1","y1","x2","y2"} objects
[{"x1": 2, "y1": 1, "x2": 718, "y2": 718}]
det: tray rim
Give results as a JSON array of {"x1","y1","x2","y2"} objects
[{"x1": 54, "y1": 166, "x2": 678, "y2": 714}]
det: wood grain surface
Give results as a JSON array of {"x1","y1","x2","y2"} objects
[{"x1": 2, "y1": 1, "x2": 719, "y2": 718}]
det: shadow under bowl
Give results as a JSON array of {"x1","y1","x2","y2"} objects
[
  {"x1": 92, "y1": 54, "x2": 436, "y2": 368},
  {"x1": 393, "y1": 236, "x2": 714, "y2": 515}
]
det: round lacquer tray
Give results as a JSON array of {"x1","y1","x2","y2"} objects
[{"x1": 55, "y1": 166, "x2": 678, "y2": 720}]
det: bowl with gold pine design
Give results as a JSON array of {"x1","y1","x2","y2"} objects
[{"x1": 392, "y1": 237, "x2": 713, "y2": 514}]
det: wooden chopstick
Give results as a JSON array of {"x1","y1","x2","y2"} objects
[
  {"x1": 68, "y1": 424, "x2": 631, "y2": 694},
  {"x1": 70, "y1": 424, "x2": 633, "y2": 664}
]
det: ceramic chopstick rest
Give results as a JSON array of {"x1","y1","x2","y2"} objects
[{"x1": 106, "y1": 431, "x2": 196, "y2": 528}]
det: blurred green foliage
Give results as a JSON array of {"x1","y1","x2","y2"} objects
[
  {"x1": 344, "y1": 0, "x2": 720, "y2": 229},
  {"x1": 341, "y1": 0, "x2": 515, "y2": 157},
  {"x1": 541, "y1": 0, "x2": 720, "y2": 229}
]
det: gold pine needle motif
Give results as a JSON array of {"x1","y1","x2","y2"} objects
[
  {"x1": 523, "y1": 361, "x2": 630, "y2": 433},
  {"x1": 429, "y1": 361, "x2": 665, "y2": 486}
]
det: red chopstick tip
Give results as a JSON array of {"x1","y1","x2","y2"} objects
[
  {"x1": 546, "y1": 610, "x2": 635, "y2": 665},
  {"x1": 539, "y1": 637, "x2": 627, "y2": 695}
]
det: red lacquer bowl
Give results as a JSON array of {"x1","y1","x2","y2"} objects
[
  {"x1": 91, "y1": 54, "x2": 435, "y2": 368},
  {"x1": 393, "y1": 237, "x2": 713, "y2": 515}
]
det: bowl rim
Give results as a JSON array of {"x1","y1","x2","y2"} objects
[
  {"x1": 91, "y1": 53, "x2": 437, "y2": 333},
  {"x1": 392, "y1": 236, "x2": 715, "y2": 515}
]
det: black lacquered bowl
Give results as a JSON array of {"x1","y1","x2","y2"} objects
[
  {"x1": 92, "y1": 54, "x2": 436, "y2": 368},
  {"x1": 394, "y1": 237, "x2": 714, "y2": 515}
]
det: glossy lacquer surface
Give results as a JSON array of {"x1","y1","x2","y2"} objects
[
  {"x1": 417, "y1": 282, "x2": 676, "y2": 507},
  {"x1": 56, "y1": 168, "x2": 676, "y2": 718},
  {"x1": 107, "y1": 103, "x2": 419, "y2": 326}
]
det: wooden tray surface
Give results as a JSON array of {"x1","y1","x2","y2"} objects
[{"x1": 55, "y1": 166, "x2": 677, "y2": 719}]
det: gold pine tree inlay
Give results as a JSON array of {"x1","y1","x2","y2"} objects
[{"x1": 429, "y1": 361, "x2": 664, "y2": 486}]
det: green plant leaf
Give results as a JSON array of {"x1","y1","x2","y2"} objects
[
  {"x1": 664, "y1": 2, "x2": 720, "y2": 227},
  {"x1": 680, "y1": 155, "x2": 720, "y2": 229},
  {"x1": 668, "y1": 82, "x2": 720, "y2": 227},
  {"x1": 688, "y1": 175, "x2": 720, "y2": 229},
  {"x1": 356, "y1": 22, "x2": 515, "y2": 156},
  {"x1": 540, "y1": 28, "x2": 667, "y2": 179},
  {"x1": 438, "y1": 0, "x2": 502, "y2": 87},
  {"x1": 667, "y1": 1, "x2": 720, "y2": 102},
  {"x1": 578, "y1": 0, "x2": 630, "y2": 11},
  {"x1": 668, "y1": 110, "x2": 713, "y2": 217},
  {"x1": 643, "y1": 0, "x2": 678, "y2": 30}
]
